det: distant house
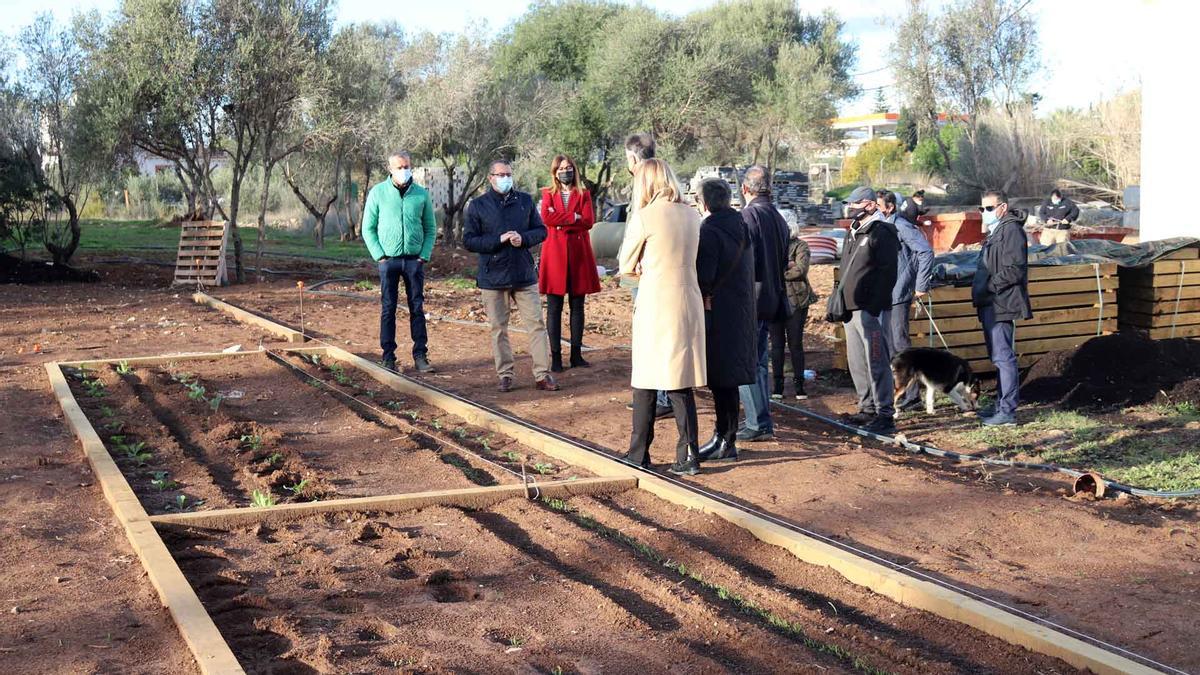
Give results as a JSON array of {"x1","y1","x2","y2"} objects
[
  {"x1": 133, "y1": 149, "x2": 230, "y2": 177},
  {"x1": 831, "y1": 112, "x2": 964, "y2": 157}
]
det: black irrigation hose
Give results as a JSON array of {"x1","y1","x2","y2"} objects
[
  {"x1": 768, "y1": 399, "x2": 1200, "y2": 499},
  {"x1": 88, "y1": 257, "x2": 303, "y2": 276}
]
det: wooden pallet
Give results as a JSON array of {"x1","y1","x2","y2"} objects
[
  {"x1": 832, "y1": 261, "x2": 1118, "y2": 374},
  {"x1": 1117, "y1": 246, "x2": 1200, "y2": 339},
  {"x1": 173, "y1": 221, "x2": 229, "y2": 287}
]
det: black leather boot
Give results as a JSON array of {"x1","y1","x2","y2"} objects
[
  {"x1": 547, "y1": 294, "x2": 564, "y2": 372},
  {"x1": 568, "y1": 295, "x2": 589, "y2": 368},
  {"x1": 706, "y1": 438, "x2": 738, "y2": 462},
  {"x1": 697, "y1": 432, "x2": 721, "y2": 460},
  {"x1": 669, "y1": 448, "x2": 701, "y2": 476}
]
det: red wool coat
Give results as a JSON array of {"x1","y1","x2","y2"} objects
[{"x1": 538, "y1": 187, "x2": 602, "y2": 296}]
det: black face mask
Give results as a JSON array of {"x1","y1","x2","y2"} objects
[
  {"x1": 848, "y1": 206, "x2": 869, "y2": 221},
  {"x1": 557, "y1": 170, "x2": 575, "y2": 185}
]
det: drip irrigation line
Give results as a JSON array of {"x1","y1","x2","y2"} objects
[
  {"x1": 767, "y1": 399, "x2": 1200, "y2": 499},
  {"x1": 89, "y1": 257, "x2": 302, "y2": 276},
  {"x1": 262, "y1": 349, "x2": 541, "y2": 499},
  {"x1": 332, "y1": 360, "x2": 1184, "y2": 675}
]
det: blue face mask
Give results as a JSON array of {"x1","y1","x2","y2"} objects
[
  {"x1": 494, "y1": 176, "x2": 513, "y2": 194},
  {"x1": 981, "y1": 209, "x2": 1000, "y2": 229}
]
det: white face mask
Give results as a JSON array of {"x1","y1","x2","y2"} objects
[{"x1": 392, "y1": 168, "x2": 412, "y2": 185}]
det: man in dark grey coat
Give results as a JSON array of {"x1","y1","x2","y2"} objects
[
  {"x1": 838, "y1": 185, "x2": 900, "y2": 434},
  {"x1": 736, "y1": 165, "x2": 791, "y2": 442},
  {"x1": 878, "y1": 191, "x2": 934, "y2": 411},
  {"x1": 695, "y1": 179, "x2": 757, "y2": 463},
  {"x1": 973, "y1": 189, "x2": 1033, "y2": 426}
]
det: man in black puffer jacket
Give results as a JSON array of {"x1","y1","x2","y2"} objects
[
  {"x1": 1038, "y1": 189, "x2": 1080, "y2": 246},
  {"x1": 837, "y1": 185, "x2": 900, "y2": 434},
  {"x1": 972, "y1": 189, "x2": 1033, "y2": 426},
  {"x1": 464, "y1": 160, "x2": 557, "y2": 394}
]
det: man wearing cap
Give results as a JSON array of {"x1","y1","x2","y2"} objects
[{"x1": 837, "y1": 185, "x2": 900, "y2": 434}]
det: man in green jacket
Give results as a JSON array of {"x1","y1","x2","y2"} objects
[{"x1": 363, "y1": 150, "x2": 438, "y2": 373}]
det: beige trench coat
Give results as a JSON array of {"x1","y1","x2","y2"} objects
[{"x1": 618, "y1": 200, "x2": 707, "y2": 391}]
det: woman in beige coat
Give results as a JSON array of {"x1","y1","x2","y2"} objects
[{"x1": 618, "y1": 159, "x2": 706, "y2": 476}]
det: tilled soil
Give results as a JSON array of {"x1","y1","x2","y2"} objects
[
  {"x1": 164, "y1": 495, "x2": 1076, "y2": 674},
  {"x1": 213, "y1": 276, "x2": 1200, "y2": 672},
  {"x1": 63, "y1": 351, "x2": 587, "y2": 515}
]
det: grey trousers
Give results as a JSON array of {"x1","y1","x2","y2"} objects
[
  {"x1": 845, "y1": 309, "x2": 895, "y2": 418},
  {"x1": 888, "y1": 302, "x2": 919, "y2": 407}
]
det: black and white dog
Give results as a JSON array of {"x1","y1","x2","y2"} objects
[{"x1": 890, "y1": 347, "x2": 978, "y2": 415}]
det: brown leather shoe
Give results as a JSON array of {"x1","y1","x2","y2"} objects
[
  {"x1": 497, "y1": 375, "x2": 513, "y2": 393},
  {"x1": 535, "y1": 375, "x2": 560, "y2": 391}
]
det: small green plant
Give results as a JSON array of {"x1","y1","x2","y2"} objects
[
  {"x1": 115, "y1": 360, "x2": 132, "y2": 375},
  {"x1": 185, "y1": 382, "x2": 207, "y2": 401},
  {"x1": 504, "y1": 451, "x2": 520, "y2": 463},
  {"x1": 445, "y1": 276, "x2": 475, "y2": 291},
  {"x1": 405, "y1": 409, "x2": 420, "y2": 421},
  {"x1": 208, "y1": 394, "x2": 224, "y2": 412},
  {"x1": 284, "y1": 478, "x2": 312, "y2": 495},
  {"x1": 385, "y1": 400, "x2": 403, "y2": 411},
  {"x1": 98, "y1": 405, "x2": 115, "y2": 418},
  {"x1": 329, "y1": 362, "x2": 352, "y2": 386},
  {"x1": 453, "y1": 427, "x2": 468, "y2": 439},
  {"x1": 532, "y1": 462, "x2": 555, "y2": 475},
  {"x1": 266, "y1": 452, "x2": 284, "y2": 466},
  {"x1": 175, "y1": 494, "x2": 189, "y2": 510},
  {"x1": 240, "y1": 434, "x2": 264, "y2": 452},
  {"x1": 172, "y1": 371, "x2": 193, "y2": 384},
  {"x1": 251, "y1": 489, "x2": 276, "y2": 508},
  {"x1": 83, "y1": 379, "x2": 106, "y2": 398},
  {"x1": 150, "y1": 472, "x2": 178, "y2": 491},
  {"x1": 432, "y1": 419, "x2": 443, "y2": 431},
  {"x1": 353, "y1": 280, "x2": 374, "y2": 291},
  {"x1": 478, "y1": 436, "x2": 492, "y2": 452},
  {"x1": 507, "y1": 636, "x2": 524, "y2": 648},
  {"x1": 103, "y1": 420, "x2": 124, "y2": 432}
]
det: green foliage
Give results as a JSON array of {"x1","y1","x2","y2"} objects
[
  {"x1": 532, "y1": 462, "x2": 555, "y2": 475},
  {"x1": 240, "y1": 434, "x2": 264, "y2": 452},
  {"x1": 284, "y1": 478, "x2": 311, "y2": 495},
  {"x1": 353, "y1": 280, "x2": 374, "y2": 291},
  {"x1": 912, "y1": 124, "x2": 965, "y2": 177},
  {"x1": 843, "y1": 139, "x2": 907, "y2": 185},
  {"x1": 266, "y1": 452, "x2": 284, "y2": 466},
  {"x1": 895, "y1": 107, "x2": 918, "y2": 152},
  {"x1": 150, "y1": 471, "x2": 178, "y2": 491},
  {"x1": 115, "y1": 360, "x2": 132, "y2": 375},
  {"x1": 251, "y1": 489, "x2": 276, "y2": 508}
]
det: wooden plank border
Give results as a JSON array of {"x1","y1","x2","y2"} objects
[
  {"x1": 57, "y1": 348, "x2": 265, "y2": 369},
  {"x1": 44, "y1": 362, "x2": 245, "y2": 675},
  {"x1": 193, "y1": 292, "x2": 305, "y2": 343},
  {"x1": 151, "y1": 477, "x2": 637, "y2": 530},
  {"x1": 281, "y1": 343, "x2": 1160, "y2": 675}
]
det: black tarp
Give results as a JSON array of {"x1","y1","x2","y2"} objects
[{"x1": 929, "y1": 236, "x2": 1200, "y2": 287}]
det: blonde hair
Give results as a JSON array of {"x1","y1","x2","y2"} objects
[{"x1": 633, "y1": 158, "x2": 683, "y2": 209}]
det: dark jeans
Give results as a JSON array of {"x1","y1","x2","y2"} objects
[
  {"x1": 888, "y1": 302, "x2": 919, "y2": 407},
  {"x1": 979, "y1": 304, "x2": 1019, "y2": 416},
  {"x1": 710, "y1": 386, "x2": 741, "y2": 442},
  {"x1": 769, "y1": 306, "x2": 809, "y2": 395},
  {"x1": 738, "y1": 320, "x2": 773, "y2": 433},
  {"x1": 379, "y1": 257, "x2": 428, "y2": 362},
  {"x1": 627, "y1": 388, "x2": 698, "y2": 466},
  {"x1": 546, "y1": 293, "x2": 586, "y2": 360}
]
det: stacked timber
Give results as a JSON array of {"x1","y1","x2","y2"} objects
[
  {"x1": 1118, "y1": 245, "x2": 1200, "y2": 339},
  {"x1": 832, "y1": 262, "x2": 1118, "y2": 373},
  {"x1": 172, "y1": 220, "x2": 229, "y2": 287}
]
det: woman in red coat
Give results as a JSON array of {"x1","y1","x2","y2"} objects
[{"x1": 539, "y1": 154, "x2": 602, "y2": 372}]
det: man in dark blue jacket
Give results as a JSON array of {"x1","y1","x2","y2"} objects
[
  {"x1": 878, "y1": 191, "x2": 934, "y2": 411},
  {"x1": 735, "y1": 165, "x2": 791, "y2": 442},
  {"x1": 973, "y1": 190, "x2": 1033, "y2": 426},
  {"x1": 464, "y1": 160, "x2": 558, "y2": 393}
]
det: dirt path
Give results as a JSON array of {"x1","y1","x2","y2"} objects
[{"x1": 216, "y1": 277, "x2": 1200, "y2": 672}]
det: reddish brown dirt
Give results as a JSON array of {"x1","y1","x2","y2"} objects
[
  {"x1": 164, "y1": 496, "x2": 1074, "y2": 674},
  {"x1": 214, "y1": 267, "x2": 1200, "y2": 673},
  {"x1": 0, "y1": 264, "x2": 277, "y2": 674}
]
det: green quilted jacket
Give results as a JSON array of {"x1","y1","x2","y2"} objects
[{"x1": 363, "y1": 179, "x2": 437, "y2": 261}]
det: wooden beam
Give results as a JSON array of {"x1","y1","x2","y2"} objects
[
  {"x1": 1122, "y1": 285, "x2": 1200, "y2": 302},
  {"x1": 57, "y1": 348, "x2": 264, "y2": 369},
  {"x1": 1027, "y1": 263, "x2": 1116, "y2": 281},
  {"x1": 1119, "y1": 297, "x2": 1200, "y2": 315},
  {"x1": 193, "y1": 292, "x2": 305, "y2": 343},
  {"x1": 44, "y1": 363, "x2": 245, "y2": 675},
  {"x1": 910, "y1": 306, "x2": 1114, "y2": 335},
  {"x1": 911, "y1": 291, "x2": 1116, "y2": 319},
  {"x1": 913, "y1": 319, "x2": 1116, "y2": 347},
  {"x1": 151, "y1": 477, "x2": 637, "y2": 530},
  {"x1": 1118, "y1": 311, "x2": 1200, "y2": 329},
  {"x1": 928, "y1": 277, "x2": 1117, "y2": 303}
]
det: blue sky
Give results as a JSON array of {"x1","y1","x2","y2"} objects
[{"x1": 0, "y1": 0, "x2": 1144, "y2": 116}]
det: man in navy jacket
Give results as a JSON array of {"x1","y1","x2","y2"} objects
[{"x1": 464, "y1": 160, "x2": 558, "y2": 393}]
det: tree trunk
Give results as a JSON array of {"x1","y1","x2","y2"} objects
[
  {"x1": 175, "y1": 165, "x2": 198, "y2": 220},
  {"x1": 255, "y1": 159, "x2": 276, "y2": 282},
  {"x1": 45, "y1": 195, "x2": 81, "y2": 265},
  {"x1": 228, "y1": 175, "x2": 245, "y2": 283}
]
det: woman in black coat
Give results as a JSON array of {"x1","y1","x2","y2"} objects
[{"x1": 694, "y1": 179, "x2": 757, "y2": 462}]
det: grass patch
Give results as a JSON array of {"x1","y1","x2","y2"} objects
[
  {"x1": 958, "y1": 408, "x2": 1200, "y2": 492},
  {"x1": 443, "y1": 276, "x2": 476, "y2": 291}
]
